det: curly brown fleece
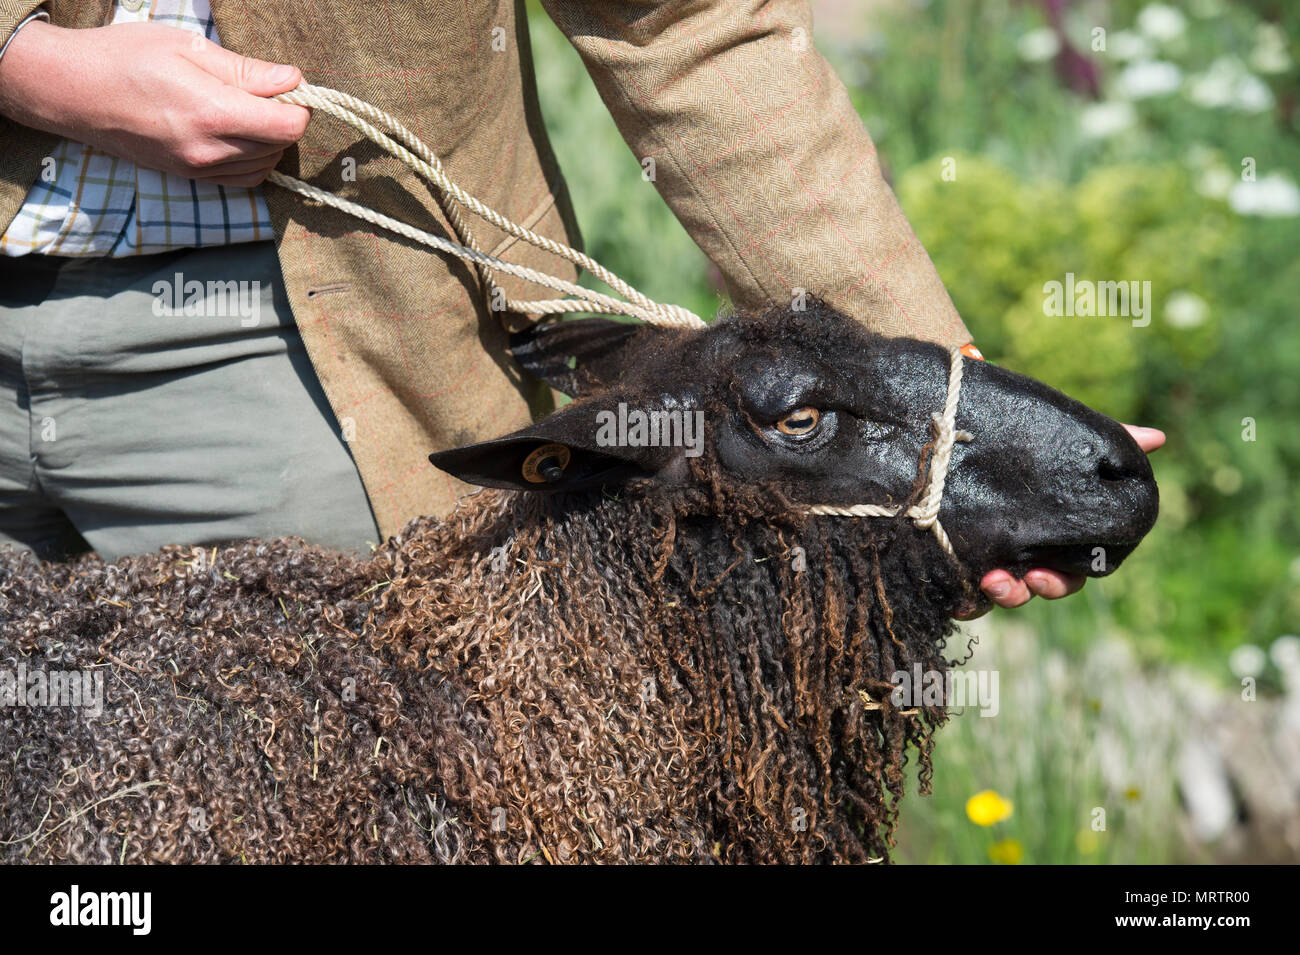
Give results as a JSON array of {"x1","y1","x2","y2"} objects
[{"x1": 0, "y1": 457, "x2": 966, "y2": 864}]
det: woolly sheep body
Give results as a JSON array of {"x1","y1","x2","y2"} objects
[{"x1": 0, "y1": 477, "x2": 959, "y2": 864}]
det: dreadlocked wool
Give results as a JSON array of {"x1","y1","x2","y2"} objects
[{"x1": 0, "y1": 454, "x2": 969, "y2": 864}]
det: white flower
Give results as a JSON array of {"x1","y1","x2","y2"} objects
[
  {"x1": 1109, "y1": 30, "x2": 1153, "y2": 62},
  {"x1": 1164, "y1": 291, "x2": 1209, "y2": 328},
  {"x1": 1187, "y1": 57, "x2": 1274, "y2": 113},
  {"x1": 1079, "y1": 101, "x2": 1137, "y2": 139},
  {"x1": 1229, "y1": 644, "x2": 1267, "y2": 678},
  {"x1": 1187, "y1": 59, "x2": 1236, "y2": 107},
  {"x1": 1017, "y1": 27, "x2": 1060, "y2": 63},
  {"x1": 1251, "y1": 24, "x2": 1292, "y2": 75},
  {"x1": 1232, "y1": 74, "x2": 1274, "y2": 113},
  {"x1": 1272, "y1": 635, "x2": 1300, "y2": 672},
  {"x1": 1229, "y1": 173, "x2": 1300, "y2": 217},
  {"x1": 1137, "y1": 4, "x2": 1187, "y2": 43},
  {"x1": 1116, "y1": 60, "x2": 1183, "y2": 99}
]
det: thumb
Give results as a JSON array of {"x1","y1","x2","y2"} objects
[
  {"x1": 191, "y1": 41, "x2": 302, "y2": 97},
  {"x1": 1122, "y1": 424, "x2": 1166, "y2": 453}
]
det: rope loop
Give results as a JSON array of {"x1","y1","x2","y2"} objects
[{"x1": 270, "y1": 83, "x2": 706, "y2": 329}]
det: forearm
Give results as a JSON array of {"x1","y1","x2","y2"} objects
[
  {"x1": 0, "y1": 20, "x2": 96, "y2": 140},
  {"x1": 543, "y1": 0, "x2": 971, "y2": 347}
]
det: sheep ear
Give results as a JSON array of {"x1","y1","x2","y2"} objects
[
  {"x1": 509, "y1": 318, "x2": 672, "y2": 398},
  {"x1": 430, "y1": 393, "x2": 680, "y2": 493}
]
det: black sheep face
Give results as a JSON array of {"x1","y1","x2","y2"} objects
[{"x1": 432, "y1": 300, "x2": 1158, "y2": 581}]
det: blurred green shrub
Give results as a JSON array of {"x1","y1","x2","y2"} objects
[{"x1": 896, "y1": 157, "x2": 1233, "y2": 421}]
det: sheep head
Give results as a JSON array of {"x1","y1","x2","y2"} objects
[{"x1": 432, "y1": 299, "x2": 1158, "y2": 588}]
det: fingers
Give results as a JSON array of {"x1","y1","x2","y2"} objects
[
  {"x1": 210, "y1": 92, "x2": 310, "y2": 146},
  {"x1": 190, "y1": 151, "x2": 285, "y2": 187},
  {"x1": 184, "y1": 38, "x2": 303, "y2": 98},
  {"x1": 172, "y1": 134, "x2": 291, "y2": 177},
  {"x1": 977, "y1": 568, "x2": 1085, "y2": 610},
  {"x1": 212, "y1": 138, "x2": 291, "y2": 163},
  {"x1": 1123, "y1": 424, "x2": 1166, "y2": 453},
  {"x1": 1024, "y1": 569, "x2": 1086, "y2": 599},
  {"x1": 181, "y1": 39, "x2": 310, "y2": 146},
  {"x1": 179, "y1": 138, "x2": 287, "y2": 170},
  {"x1": 980, "y1": 570, "x2": 1032, "y2": 608}
]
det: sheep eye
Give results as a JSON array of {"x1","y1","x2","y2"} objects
[{"x1": 775, "y1": 407, "x2": 821, "y2": 436}]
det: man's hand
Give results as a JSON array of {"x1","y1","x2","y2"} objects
[
  {"x1": 0, "y1": 21, "x2": 309, "y2": 187},
  {"x1": 957, "y1": 424, "x2": 1165, "y2": 619}
]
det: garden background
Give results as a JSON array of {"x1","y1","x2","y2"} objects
[{"x1": 524, "y1": 0, "x2": 1300, "y2": 863}]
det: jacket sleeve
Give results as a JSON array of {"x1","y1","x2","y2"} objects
[
  {"x1": 0, "y1": 2, "x2": 46, "y2": 57},
  {"x1": 541, "y1": 0, "x2": 971, "y2": 347}
]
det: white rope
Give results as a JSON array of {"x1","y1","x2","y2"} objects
[
  {"x1": 269, "y1": 83, "x2": 706, "y2": 329},
  {"x1": 808, "y1": 347, "x2": 972, "y2": 558},
  {"x1": 265, "y1": 170, "x2": 697, "y2": 326}
]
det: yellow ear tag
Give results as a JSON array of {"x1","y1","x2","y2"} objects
[{"x1": 521, "y1": 443, "x2": 571, "y2": 484}]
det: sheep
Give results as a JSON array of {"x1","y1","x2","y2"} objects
[{"x1": 0, "y1": 299, "x2": 1158, "y2": 864}]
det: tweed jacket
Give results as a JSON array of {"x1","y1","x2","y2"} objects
[{"x1": 0, "y1": 0, "x2": 971, "y2": 538}]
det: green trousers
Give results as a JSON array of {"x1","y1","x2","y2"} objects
[{"x1": 0, "y1": 242, "x2": 380, "y2": 561}]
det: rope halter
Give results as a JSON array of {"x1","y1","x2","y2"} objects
[
  {"x1": 807, "y1": 346, "x2": 972, "y2": 561},
  {"x1": 269, "y1": 83, "x2": 974, "y2": 565}
]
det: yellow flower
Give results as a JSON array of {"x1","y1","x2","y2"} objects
[
  {"x1": 1124, "y1": 786, "x2": 1141, "y2": 801},
  {"x1": 1076, "y1": 829, "x2": 1101, "y2": 855},
  {"x1": 966, "y1": 789, "x2": 1014, "y2": 826},
  {"x1": 988, "y1": 838, "x2": 1023, "y2": 865}
]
